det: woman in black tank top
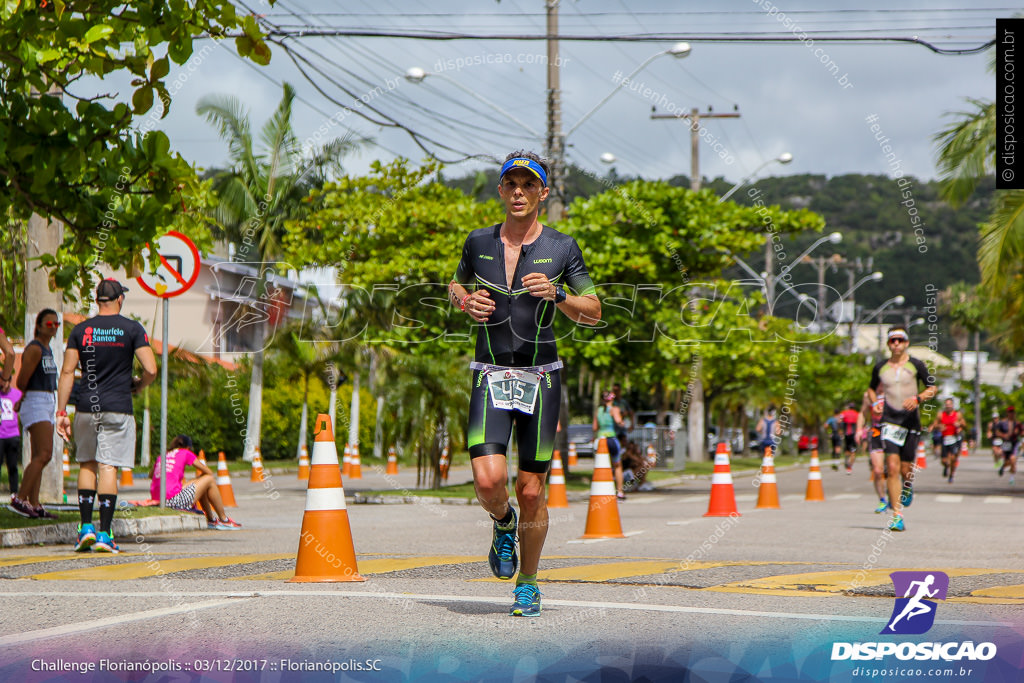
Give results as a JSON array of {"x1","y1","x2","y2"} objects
[{"x1": 9, "y1": 309, "x2": 60, "y2": 519}]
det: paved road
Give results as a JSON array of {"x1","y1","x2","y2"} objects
[{"x1": 0, "y1": 452, "x2": 1020, "y2": 682}]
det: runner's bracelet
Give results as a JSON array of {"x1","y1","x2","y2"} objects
[
  {"x1": 460, "y1": 295, "x2": 470, "y2": 312},
  {"x1": 56, "y1": 410, "x2": 67, "y2": 417}
]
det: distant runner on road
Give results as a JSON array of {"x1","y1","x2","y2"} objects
[
  {"x1": 929, "y1": 398, "x2": 966, "y2": 483},
  {"x1": 448, "y1": 151, "x2": 601, "y2": 617},
  {"x1": 868, "y1": 326, "x2": 936, "y2": 532}
]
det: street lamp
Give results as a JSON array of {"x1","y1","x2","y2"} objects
[
  {"x1": 865, "y1": 295, "x2": 906, "y2": 353},
  {"x1": 404, "y1": 67, "x2": 543, "y2": 139},
  {"x1": 778, "y1": 232, "x2": 842, "y2": 279},
  {"x1": 566, "y1": 42, "x2": 691, "y2": 137},
  {"x1": 719, "y1": 152, "x2": 794, "y2": 202},
  {"x1": 840, "y1": 271, "x2": 884, "y2": 301}
]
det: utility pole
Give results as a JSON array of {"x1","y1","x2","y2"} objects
[
  {"x1": 545, "y1": 0, "x2": 565, "y2": 223},
  {"x1": 652, "y1": 107, "x2": 740, "y2": 463}
]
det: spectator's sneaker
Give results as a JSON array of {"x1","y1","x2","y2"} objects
[
  {"x1": 207, "y1": 520, "x2": 220, "y2": 530},
  {"x1": 509, "y1": 583, "x2": 541, "y2": 617},
  {"x1": 75, "y1": 523, "x2": 96, "y2": 552},
  {"x1": 34, "y1": 505, "x2": 58, "y2": 520},
  {"x1": 7, "y1": 495, "x2": 38, "y2": 518},
  {"x1": 488, "y1": 508, "x2": 518, "y2": 580},
  {"x1": 214, "y1": 518, "x2": 242, "y2": 530},
  {"x1": 637, "y1": 482, "x2": 655, "y2": 492},
  {"x1": 93, "y1": 531, "x2": 119, "y2": 554},
  {"x1": 874, "y1": 499, "x2": 889, "y2": 514},
  {"x1": 888, "y1": 514, "x2": 905, "y2": 532},
  {"x1": 899, "y1": 485, "x2": 913, "y2": 508}
]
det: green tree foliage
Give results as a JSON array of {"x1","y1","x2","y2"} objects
[{"x1": 0, "y1": 1, "x2": 272, "y2": 294}]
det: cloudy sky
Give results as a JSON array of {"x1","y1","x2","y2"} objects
[{"x1": 138, "y1": 0, "x2": 999, "y2": 185}]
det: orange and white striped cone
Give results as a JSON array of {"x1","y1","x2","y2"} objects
[
  {"x1": 915, "y1": 441, "x2": 927, "y2": 470},
  {"x1": 349, "y1": 444, "x2": 362, "y2": 479},
  {"x1": 705, "y1": 442, "x2": 741, "y2": 517},
  {"x1": 581, "y1": 437, "x2": 626, "y2": 538},
  {"x1": 250, "y1": 447, "x2": 264, "y2": 482},
  {"x1": 805, "y1": 448, "x2": 826, "y2": 501},
  {"x1": 342, "y1": 444, "x2": 351, "y2": 477},
  {"x1": 645, "y1": 443, "x2": 657, "y2": 467},
  {"x1": 289, "y1": 414, "x2": 364, "y2": 583},
  {"x1": 960, "y1": 440, "x2": 969, "y2": 459},
  {"x1": 120, "y1": 467, "x2": 133, "y2": 487},
  {"x1": 197, "y1": 449, "x2": 207, "y2": 467},
  {"x1": 297, "y1": 444, "x2": 310, "y2": 481},
  {"x1": 755, "y1": 446, "x2": 781, "y2": 509},
  {"x1": 386, "y1": 446, "x2": 399, "y2": 475},
  {"x1": 568, "y1": 442, "x2": 578, "y2": 467},
  {"x1": 547, "y1": 449, "x2": 569, "y2": 508},
  {"x1": 62, "y1": 447, "x2": 70, "y2": 476},
  {"x1": 439, "y1": 446, "x2": 450, "y2": 482},
  {"x1": 216, "y1": 451, "x2": 237, "y2": 508}
]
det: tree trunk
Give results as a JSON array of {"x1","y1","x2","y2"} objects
[
  {"x1": 296, "y1": 372, "x2": 308, "y2": 461},
  {"x1": 25, "y1": 211, "x2": 64, "y2": 503},
  {"x1": 243, "y1": 322, "x2": 264, "y2": 462},
  {"x1": 687, "y1": 376, "x2": 707, "y2": 463}
]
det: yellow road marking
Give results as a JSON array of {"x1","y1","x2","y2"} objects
[
  {"x1": 0, "y1": 555, "x2": 92, "y2": 568},
  {"x1": 969, "y1": 584, "x2": 1024, "y2": 599},
  {"x1": 706, "y1": 568, "x2": 1024, "y2": 595},
  {"x1": 470, "y1": 560, "x2": 808, "y2": 583},
  {"x1": 232, "y1": 555, "x2": 485, "y2": 581},
  {"x1": 28, "y1": 554, "x2": 293, "y2": 581}
]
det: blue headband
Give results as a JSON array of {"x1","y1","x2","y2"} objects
[{"x1": 499, "y1": 158, "x2": 547, "y2": 186}]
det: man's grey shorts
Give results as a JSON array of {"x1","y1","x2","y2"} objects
[{"x1": 74, "y1": 412, "x2": 136, "y2": 468}]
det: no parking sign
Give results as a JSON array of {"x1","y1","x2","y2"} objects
[{"x1": 136, "y1": 230, "x2": 200, "y2": 298}]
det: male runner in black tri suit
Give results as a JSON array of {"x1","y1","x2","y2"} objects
[{"x1": 448, "y1": 151, "x2": 600, "y2": 617}]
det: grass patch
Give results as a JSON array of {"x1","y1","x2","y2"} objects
[
  {"x1": 0, "y1": 504, "x2": 192, "y2": 530},
  {"x1": 679, "y1": 455, "x2": 803, "y2": 476}
]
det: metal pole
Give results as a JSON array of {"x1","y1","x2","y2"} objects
[
  {"x1": 545, "y1": 0, "x2": 565, "y2": 222},
  {"x1": 689, "y1": 108, "x2": 700, "y2": 192},
  {"x1": 159, "y1": 297, "x2": 168, "y2": 507},
  {"x1": 973, "y1": 329, "x2": 981, "y2": 447}
]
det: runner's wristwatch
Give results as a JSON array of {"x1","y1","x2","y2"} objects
[{"x1": 554, "y1": 286, "x2": 566, "y2": 304}]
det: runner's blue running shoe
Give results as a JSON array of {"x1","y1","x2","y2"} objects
[
  {"x1": 510, "y1": 583, "x2": 541, "y2": 617},
  {"x1": 888, "y1": 514, "x2": 905, "y2": 532},
  {"x1": 74, "y1": 523, "x2": 96, "y2": 552},
  {"x1": 93, "y1": 531, "x2": 119, "y2": 554},
  {"x1": 488, "y1": 508, "x2": 518, "y2": 580},
  {"x1": 899, "y1": 485, "x2": 913, "y2": 508},
  {"x1": 874, "y1": 499, "x2": 888, "y2": 514}
]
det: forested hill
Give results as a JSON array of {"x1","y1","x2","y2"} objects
[{"x1": 444, "y1": 168, "x2": 993, "y2": 315}]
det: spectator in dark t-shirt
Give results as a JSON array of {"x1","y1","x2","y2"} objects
[{"x1": 56, "y1": 279, "x2": 157, "y2": 553}]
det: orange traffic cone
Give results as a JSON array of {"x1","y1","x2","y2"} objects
[
  {"x1": 439, "y1": 446, "x2": 450, "y2": 482},
  {"x1": 705, "y1": 442, "x2": 741, "y2": 517},
  {"x1": 755, "y1": 446, "x2": 781, "y2": 509},
  {"x1": 960, "y1": 440, "x2": 969, "y2": 459},
  {"x1": 386, "y1": 446, "x2": 399, "y2": 475},
  {"x1": 197, "y1": 449, "x2": 207, "y2": 467},
  {"x1": 915, "y1": 441, "x2": 927, "y2": 470},
  {"x1": 342, "y1": 444, "x2": 351, "y2": 477},
  {"x1": 120, "y1": 467, "x2": 133, "y2": 487},
  {"x1": 547, "y1": 449, "x2": 569, "y2": 508},
  {"x1": 62, "y1": 446, "x2": 70, "y2": 476},
  {"x1": 805, "y1": 448, "x2": 826, "y2": 501},
  {"x1": 250, "y1": 447, "x2": 264, "y2": 482},
  {"x1": 349, "y1": 444, "x2": 362, "y2": 479},
  {"x1": 297, "y1": 444, "x2": 310, "y2": 480},
  {"x1": 581, "y1": 437, "x2": 626, "y2": 538},
  {"x1": 289, "y1": 414, "x2": 364, "y2": 583},
  {"x1": 568, "y1": 442, "x2": 578, "y2": 467},
  {"x1": 216, "y1": 451, "x2": 237, "y2": 508},
  {"x1": 645, "y1": 443, "x2": 657, "y2": 467}
]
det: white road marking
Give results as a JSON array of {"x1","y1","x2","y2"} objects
[
  {"x1": 983, "y1": 496, "x2": 1013, "y2": 504},
  {"x1": 832, "y1": 494, "x2": 863, "y2": 500},
  {"x1": 566, "y1": 530, "x2": 645, "y2": 545},
  {"x1": 666, "y1": 520, "x2": 697, "y2": 526},
  {"x1": 0, "y1": 598, "x2": 251, "y2": 646},
  {"x1": 936, "y1": 494, "x2": 964, "y2": 503},
  {"x1": 0, "y1": 591, "x2": 1008, "y2": 629}
]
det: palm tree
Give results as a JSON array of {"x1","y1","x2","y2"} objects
[{"x1": 197, "y1": 83, "x2": 366, "y2": 460}]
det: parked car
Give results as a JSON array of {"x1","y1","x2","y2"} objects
[
  {"x1": 707, "y1": 426, "x2": 745, "y2": 456},
  {"x1": 567, "y1": 424, "x2": 595, "y2": 458}
]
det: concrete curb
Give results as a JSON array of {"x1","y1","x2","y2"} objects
[{"x1": 0, "y1": 513, "x2": 205, "y2": 548}]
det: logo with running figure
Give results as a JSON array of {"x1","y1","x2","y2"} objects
[{"x1": 881, "y1": 571, "x2": 949, "y2": 635}]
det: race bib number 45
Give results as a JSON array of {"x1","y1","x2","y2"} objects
[{"x1": 487, "y1": 370, "x2": 541, "y2": 414}]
